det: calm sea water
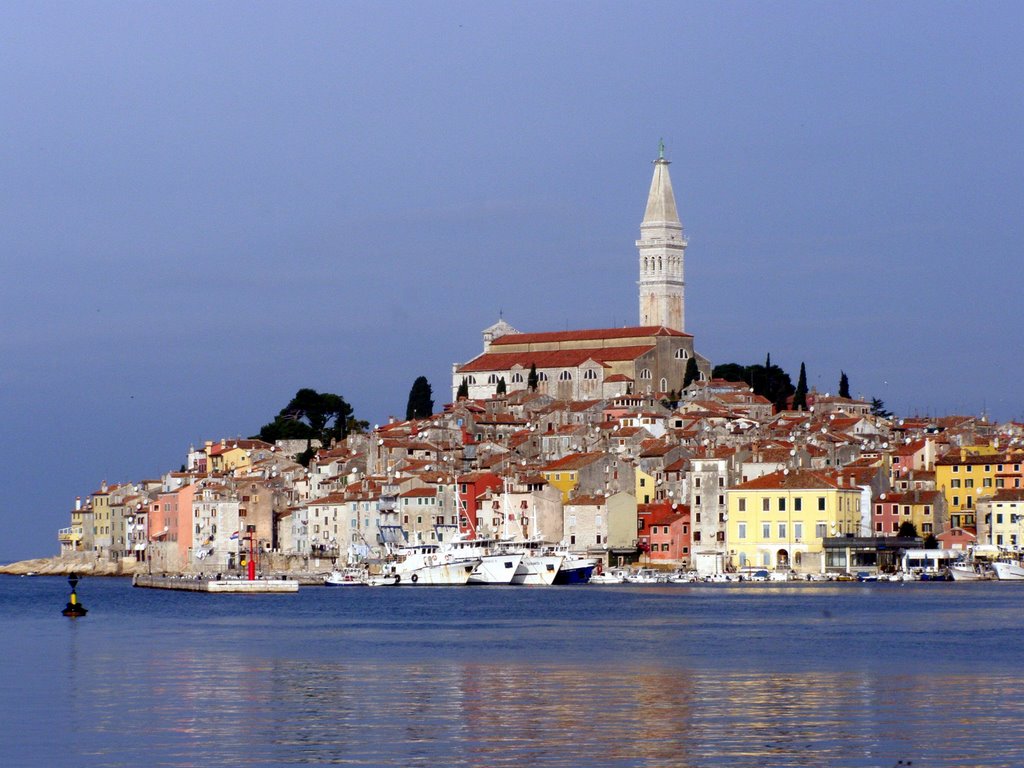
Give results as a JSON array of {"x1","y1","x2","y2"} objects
[{"x1": 2, "y1": 576, "x2": 1023, "y2": 767}]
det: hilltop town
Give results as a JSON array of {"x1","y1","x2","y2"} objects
[{"x1": 11, "y1": 148, "x2": 1024, "y2": 578}]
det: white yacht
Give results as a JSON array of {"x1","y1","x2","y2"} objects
[
  {"x1": 378, "y1": 525, "x2": 480, "y2": 585},
  {"x1": 325, "y1": 567, "x2": 367, "y2": 586}
]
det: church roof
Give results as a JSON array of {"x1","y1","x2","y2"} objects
[
  {"x1": 456, "y1": 345, "x2": 656, "y2": 374},
  {"x1": 489, "y1": 325, "x2": 690, "y2": 346}
]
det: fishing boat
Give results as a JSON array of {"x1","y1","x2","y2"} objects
[{"x1": 434, "y1": 525, "x2": 524, "y2": 585}]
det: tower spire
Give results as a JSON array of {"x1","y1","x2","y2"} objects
[{"x1": 636, "y1": 144, "x2": 687, "y2": 331}]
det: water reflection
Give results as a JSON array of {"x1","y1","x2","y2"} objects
[{"x1": 72, "y1": 647, "x2": 1024, "y2": 767}]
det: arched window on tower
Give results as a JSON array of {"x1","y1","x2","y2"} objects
[
  {"x1": 511, "y1": 373, "x2": 524, "y2": 384},
  {"x1": 537, "y1": 372, "x2": 548, "y2": 382},
  {"x1": 660, "y1": 378, "x2": 668, "y2": 392},
  {"x1": 583, "y1": 369, "x2": 598, "y2": 381},
  {"x1": 674, "y1": 348, "x2": 689, "y2": 360},
  {"x1": 558, "y1": 371, "x2": 572, "y2": 381},
  {"x1": 639, "y1": 369, "x2": 652, "y2": 380},
  {"x1": 487, "y1": 374, "x2": 499, "y2": 384}
]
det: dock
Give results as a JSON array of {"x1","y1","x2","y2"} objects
[{"x1": 132, "y1": 574, "x2": 300, "y2": 593}]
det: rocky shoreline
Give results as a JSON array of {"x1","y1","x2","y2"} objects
[{"x1": 0, "y1": 555, "x2": 142, "y2": 577}]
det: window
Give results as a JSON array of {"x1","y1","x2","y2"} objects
[
  {"x1": 738, "y1": 498, "x2": 746, "y2": 512},
  {"x1": 762, "y1": 522, "x2": 770, "y2": 539},
  {"x1": 694, "y1": 495, "x2": 700, "y2": 506},
  {"x1": 778, "y1": 523, "x2": 787, "y2": 538},
  {"x1": 558, "y1": 371, "x2": 572, "y2": 381},
  {"x1": 816, "y1": 523, "x2": 827, "y2": 538},
  {"x1": 738, "y1": 523, "x2": 747, "y2": 539},
  {"x1": 779, "y1": 498, "x2": 786, "y2": 512},
  {"x1": 718, "y1": 495, "x2": 724, "y2": 506},
  {"x1": 794, "y1": 522, "x2": 802, "y2": 540},
  {"x1": 487, "y1": 374, "x2": 498, "y2": 384},
  {"x1": 570, "y1": 534, "x2": 576, "y2": 545},
  {"x1": 660, "y1": 378, "x2": 668, "y2": 392},
  {"x1": 818, "y1": 497, "x2": 826, "y2": 511},
  {"x1": 875, "y1": 504, "x2": 883, "y2": 516},
  {"x1": 674, "y1": 348, "x2": 689, "y2": 359},
  {"x1": 583, "y1": 369, "x2": 598, "y2": 380},
  {"x1": 537, "y1": 372, "x2": 548, "y2": 381},
  {"x1": 695, "y1": 477, "x2": 701, "y2": 488},
  {"x1": 762, "y1": 498, "x2": 770, "y2": 512},
  {"x1": 511, "y1": 373, "x2": 524, "y2": 383},
  {"x1": 875, "y1": 522, "x2": 883, "y2": 532},
  {"x1": 794, "y1": 498, "x2": 802, "y2": 511},
  {"x1": 639, "y1": 369, "x2": 652, "y2": 380}
]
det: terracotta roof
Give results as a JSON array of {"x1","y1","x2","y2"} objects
[
  {"x1": 456, "y1": 345, "x2": 656, "y2": 374},
  {"x1": 733, "y1": 468, "x2": 845, "y2": 491},
  {"x1": 541, "y1": 452, "x2": 605, "y2": 472},
  {"x1": 489, "y1": 326, "x2": 691, "y2": 345}
]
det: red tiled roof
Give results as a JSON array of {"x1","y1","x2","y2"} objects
[
  {"x1": 490, "y1": 326, "x2": 691, "y2": 345},
  {"x1": 456, "y1": 345, "x2": 656, "y2": 373}
]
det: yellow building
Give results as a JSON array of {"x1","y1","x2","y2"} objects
[
  {"x1": 978, "y1": 489, "x2": 1024, "y2": 550},
  {"x1": 635, "y1": 468, "x2": 656, "y2": 505},
  {"x1": 935, "y1": 449, "x2": 1001, "y2": 530},
  {"x1": 726, "y1": 469, "x2": 861, "y2": 573},
  {"x1": 539, "y1": 453, "x2": 608, "y2": 503}
]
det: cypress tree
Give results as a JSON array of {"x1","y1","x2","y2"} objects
[
  {"x1": 527, "y1": 363, "x2": 539, "y2": 391},
  {"x1": 839, "y1": 371, "x2": 851, "y2": 399},
  {"x1": 456, "y1": 378, "x2": 469, "y2": 400},
  {"x1": 682, "y1": 356, "x2": 700, "y2": 391},
  {"x1": 405, "y1": 376, "x2": 434, "y2": 420},
  {"x1": 496, "y1": 376, "x2": 507, "y2": 396},
  {"x1": 793, "y1": 362, "x2": 808, "y2": 410}
]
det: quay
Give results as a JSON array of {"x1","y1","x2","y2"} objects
[{"x1": 132, "y1": 574, "x2": 299, "y2": 593}]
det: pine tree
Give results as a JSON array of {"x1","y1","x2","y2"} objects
[
  {"x1": 456, "y1": 378, "x2": 469, "y2": 400},
  {"x1": 496, "y1": 377, "x2": 507, "y2": 396},
  {"x1": 839, "y1": 371, "x2": 851, "y2": 399},
  {"x1": 793, "y1": 362, "x2": 808, "y2": 410},
  {"x1": 405, "y1": 376, "x2": 434, "y2": 420},
  {"x1": 527, "y1": 363, "x2": 539, "y2": 391}
]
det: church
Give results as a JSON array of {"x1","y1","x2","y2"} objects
[{"x1": 452, "y1": 146, "x2": 712, "y2": 401}]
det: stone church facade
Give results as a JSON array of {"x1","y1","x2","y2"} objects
[{"x1": 453, "y1": 147, "x2": 710, "y2": 401}]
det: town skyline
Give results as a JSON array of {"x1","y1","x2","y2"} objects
[{"x1": 3, "y1": 2, "x2": 1022, "y2": 562}]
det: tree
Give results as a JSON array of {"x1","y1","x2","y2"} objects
[
  {"x1": 405, "y1": 376, "x2": 434, "y2": 420},
  {"x1": 527, "y1": 363, "x2": 539, "y2": 391},
  {"x1": 682, "y1": 356, "x2": 700, "y2": 391},
  {"x1": 870, "y1": 397, "x2": 894, "y2": 419},
  {"x1": 839, "y1": 371, "x2": 851, "y2": 399},
  {"x1": 496, "y1": 376, "x2": 507, "y2": 396},
  {"x1": 255, "y1": 388, "x2": 360, "y2": 446},
  {"x1": 713, "y1": 359, "x2": 795, "y2": 413},
  {"x1": 793, "y1": 362, "x2": 808, "y2": 410},
  {"x1": 923, "y1": 533, "x2": 939, "y2": 549},
  {"x1": 456, "y1": 378, "x2": 469, "y2": 400},
  {"x1": 898, "y1": 521, "x2": 919, "y2": 538}
]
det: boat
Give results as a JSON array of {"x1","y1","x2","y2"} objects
[
  {"x1": 949, "y1": 562, "x2": 994, "y2": 581},
  {"x1": 625, "y1": 567, "x2": 664, "y2": 584},
  {"x1": 378, "y1": 525, "x2": 480, "y2": 585},
  {"x1": 590, "y1": 566, "x2": 628, "y2": 584},
  {"x1": 549, "y1": 545, "x2": 599, "y2": 585},
  {"x1": 666, "y1": 569, "x2": 700, "y2": 583},
  {"x1": 435, "y1": 525, "x2": 524, "y2": 585},
  {"x1": 325, "y1": 567, "x2": 368, "y2": 586},
  {"x1": 500, "y1": 540, "x2": 563, "y2": 585},
  {"x1": 992, "y1": 560, "x2": 1024, "y2": 581}
]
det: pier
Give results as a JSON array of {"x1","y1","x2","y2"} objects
[{"x1": 132, "y1": 574, "x2": 299, "y2": 593}]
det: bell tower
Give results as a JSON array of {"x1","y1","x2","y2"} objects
[{"x1": 637, "y1": 142, "x2": 686, "y2": 331}]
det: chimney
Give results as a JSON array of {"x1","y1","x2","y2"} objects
[{"x1": 75, "y1": 496, "x2": 82, "y2": 511}]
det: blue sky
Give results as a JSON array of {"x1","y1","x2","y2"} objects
[{"x1": 2, "y1": 1, "x2": 1022, "y2": 562}]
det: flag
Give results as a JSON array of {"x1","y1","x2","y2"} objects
[{"x1": 230, "y1": 531, "x2": 239, "y2": 540}]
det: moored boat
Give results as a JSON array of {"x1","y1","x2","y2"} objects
[
  {"x1": 992, "y1": 561, "x2": 1024, "y2": 581},
  {"x1": 325, "y1": 567, "x2": 368, "y2": 586}
]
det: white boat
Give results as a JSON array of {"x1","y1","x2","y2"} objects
[
  {"x1": 666, "y1": 569, "x2": 700, "y2": 583},
  {"x1": 500, "y1": 540, "x2": 563, "y2": 585},
  {"x1": 324, "y1": 567, "x2": 367, "y2": 586},
  {"x1": 992, "y1": 561, "x2": 1024, "y2": 581},
  {"x1": 949, "y1": 562, "x2": 994, "y2": 581},
  {"x1": 548, "y1": 545, "x2": 599, "y2": 584},
  {"x1": 590, "y1": 566, "x2": 628, "y2": 584},
  {"x1": 625, "y1": 568, "x2": 664, "y2": 584},
  {"x1": 435, "y1": 526, "x2": 524, "y2": 585},
  {"x1": 378, "y1": 525, "x2": 480, "y2": 585}
]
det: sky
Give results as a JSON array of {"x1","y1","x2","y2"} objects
[{"x1": 2, "y1": 1, "x2": 1022, "y2": 562}]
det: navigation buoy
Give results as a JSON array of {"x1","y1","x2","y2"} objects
[{"x1": 62, "y1": 572, "x2": 88, "y2": 618}]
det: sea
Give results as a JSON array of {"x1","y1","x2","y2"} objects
[{"x1": 2, "y1": 576, "x2": 1023, "y2": 768}]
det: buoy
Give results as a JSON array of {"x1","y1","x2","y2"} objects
[{"x1": 62, "y1": 572, "x2": 87, "y2": 618}]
